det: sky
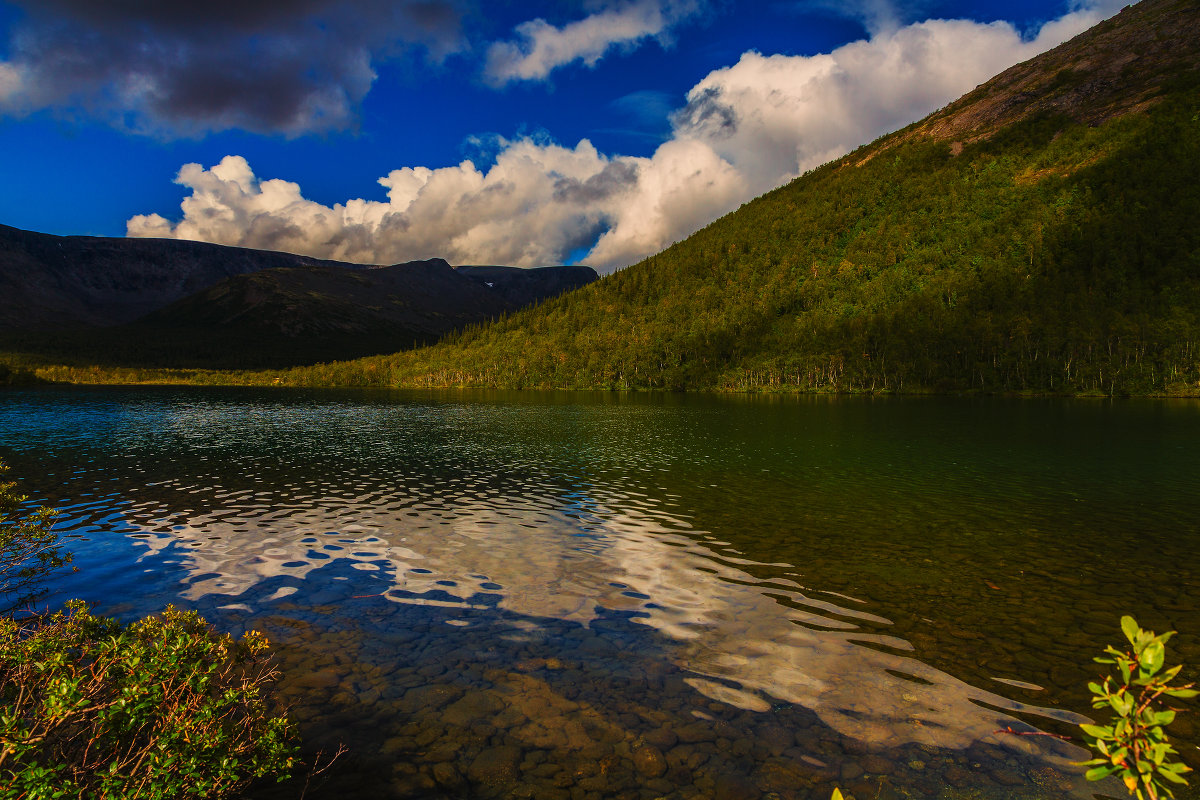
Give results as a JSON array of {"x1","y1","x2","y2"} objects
[{"x1": 0, "y1": 0, "x2": 1128, "y2": 273}]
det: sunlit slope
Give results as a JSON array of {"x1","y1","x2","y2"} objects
[{"x1": 281, "y1": 0, "x2": 1200, "y2": 394}]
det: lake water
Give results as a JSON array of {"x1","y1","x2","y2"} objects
[{"x1": 1, "y1": 387, "x2": 1198, "y2": 800}]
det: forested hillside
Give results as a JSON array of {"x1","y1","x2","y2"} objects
[
  {"x1": 231, "y1": 0, "x2": 1198, "y2": 395},
  {"x1": 11, "y1": 0, "x2": 1200, "y2": 394}
]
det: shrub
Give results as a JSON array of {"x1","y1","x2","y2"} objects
[
  {"x1": 0, "y1": 601, "x2": 298, "y2": 799},
  {"x1": 1080, "y1": 615, "x2": 1196, "y2": 800},
  {"x1": 0, "y1": 461, "x2": 71, "y2": 613}
]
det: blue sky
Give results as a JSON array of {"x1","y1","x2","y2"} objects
[{"x1": 0, "y1": 0, "x2": 1125, "y2": 271}]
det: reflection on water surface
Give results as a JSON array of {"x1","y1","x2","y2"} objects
[{"x1": 2, "y1": 388, "x2": 1198, "y2": 799}]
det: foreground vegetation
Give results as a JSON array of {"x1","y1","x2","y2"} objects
[
  {"x1": 0, "y1": 604, "x2": 297, "y2": 800},
  {"x1": 0, "y1": 463, "x2": 70, "y2": 614},
  {"x1": 0, "y1": 462, "x2": 298, "y2": 798},
  {"x1": 1082, "y1": 616, "x2": 1195, "y2": 799}
]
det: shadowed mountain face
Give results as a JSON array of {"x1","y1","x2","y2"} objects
[
  {"x1": 83, "y1": 259, "x2": 493, "y2": 367},
  {"x1": 110, "y1": 259, "x2": 594, "y2": 366},
  {"x1": 137, "y1": 259, "x2": 509, "y2": 339},
  {"x1": 0, "y1": 223, "x2": 597, "y2": 368},
  {"x1": 455, "y1": 266, "x2": 598, "y2": 308},
  {"x1": 129, "y1": 262, "x2": 601, "y2": 338},
  {"x1": 0, "y1": 224, "x2": 360, "y2": 331}
]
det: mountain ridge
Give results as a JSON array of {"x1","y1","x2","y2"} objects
[
  {"x1": 0, "y1": 223, "x2": 597, "y2": 368},
  {"x1": 907, "y1": 0, "x2": 1193, "y2": 144},
  {"x1": 0, "y1": 223, "x2": 370, "y2": 330}
]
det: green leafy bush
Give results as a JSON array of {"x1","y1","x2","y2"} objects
[
  {"x1": 1080, "y1": 615, "x2": 1196, "y2": 799},
  {"x1": 0, "y1": 461, "x2": 71, "y2": 614},
  {"x1": 0, "y1": 601, "x2": 298, "y2": 799}
]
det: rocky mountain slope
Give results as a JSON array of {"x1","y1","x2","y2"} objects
[{"x1": 905, "y1": 0, "x2": 1195, "y2": 143}]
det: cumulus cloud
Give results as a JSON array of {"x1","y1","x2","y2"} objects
[
  {"x1": 671, "y1": 17, "x2": 1065, "y2": 193},
  {"x1": 130, "y1": 1, "x2": 1124, "y2": 272},
  {"x1": 129, "y1": 147, "x2": 621, "y2": 267},
  {"x1": 0, "y1": 0, "x2": 465, "y2": 135},
  {"x1": 485, "y1": 0, "x2": 701, "y2": 86}
]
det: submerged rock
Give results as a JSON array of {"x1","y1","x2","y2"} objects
[
  {"x1": 468, "y1": 745, "x2": 523, "y2": 785},
  {"x1": 633, "y1": 745, "x2": 668, "y2": 778}
]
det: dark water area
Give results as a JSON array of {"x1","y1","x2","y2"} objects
[{"x1": 1, "y1": 387, "x2": 1198, "y2": 800}]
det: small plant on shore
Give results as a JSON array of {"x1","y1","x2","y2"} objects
[
  {"x1": 0, "y1": 461, "x2": 300, "y2": 798},
  {"x1": 0, "y1": 601, "x2": 298, "y2": 799},
  {"x1": 1079, "y1": 615, "x2": 1196, "y2": 799},
  {"x1": 0, "y1": 461, "x2": 71, "y2": 613}
]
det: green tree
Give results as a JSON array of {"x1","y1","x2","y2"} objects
[{"x1": 0, "y1": 461, "x2": 71, "y2": 613}]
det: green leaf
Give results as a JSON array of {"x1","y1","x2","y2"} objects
[
  {"x1": 1158, "y1": 766, "x2": 1190, "y2": 785},
  {"x1": 1086, "y1": 765, "x2": 1120, "y2": 782},
  {"x1": 1141, "y1": 641, "x2": 1165, "y2": 674},
  {"x1": 1164, "y1": 688, "x2": 1198, "y2": 699},
  {"x1": 1121, "y1": 616, "x2": 1140, "y2": 644},
  {"x1": 1153, "y1": 709, "x2": 1176, "y2": 726},
  {"x1": 1081, "y1": 723, "x2": 1114, "y2": 739}
]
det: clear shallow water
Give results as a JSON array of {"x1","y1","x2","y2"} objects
[{"x1": 1, "y1": 387, "x2": 1198, "y2": 800}]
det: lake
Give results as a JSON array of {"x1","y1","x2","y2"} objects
[{"x1": 1, "y1": 387, "x2": 1198, "y2": 800}]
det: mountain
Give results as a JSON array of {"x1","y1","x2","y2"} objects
[
  {"x1": 111, "y1": 260, "x2": 596, "y2": 367},
  {"x1": 0, "y1": 222, "x2": 597, "y2": 369},
  {"x1": 0, "y1": 224, "x2": 355, "y2": 330},
  {"x1": 455, "y1": 266, "x2": 599, "y2": 308},
  {"x1": 255, "y1": 0, "x2": 1200, "y2": 395}
]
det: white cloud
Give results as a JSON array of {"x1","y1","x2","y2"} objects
[
  {"x1": 1034, "y1": 0, "x2": 1130, "y2": 45},
  {"x1": 130, "y1": 1, "x2": 1124, "y2": 272},
  {"x1": 485, "y1": 0, "x2": 700, "y2": 86},
  {"x1": 587, "y1": 138, "x2": 748, "y2": 267},
  {"x1": 670, "y1": 15, "x2": 1089, "y2": 193},
  {"x1": 128, "y1": 147, "x2": 623, "y2": 267}
]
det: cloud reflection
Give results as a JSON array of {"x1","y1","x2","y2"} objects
[{"x1": 119, "y1": 475, "x2": 1088, "y2": 759}]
